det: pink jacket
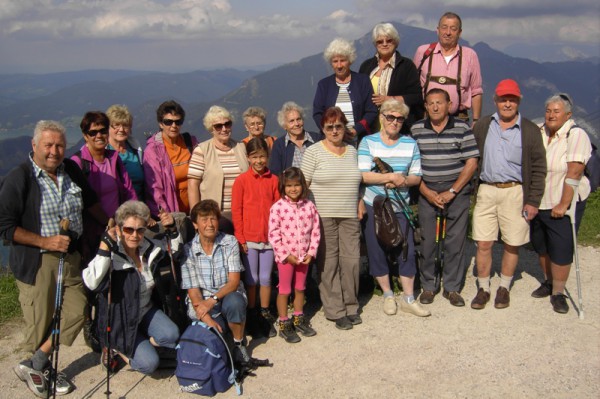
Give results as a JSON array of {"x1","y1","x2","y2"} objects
[{"x1": 268, "y1": 196, "x2": 321, "y2": 264}]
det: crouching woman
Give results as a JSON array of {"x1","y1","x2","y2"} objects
[{"x1": 83, "y1": 200, "x2": 181, "y2": 375}]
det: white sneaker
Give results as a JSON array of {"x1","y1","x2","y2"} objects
[
  {"x1": 400, "y1": 298, "x2": 431, "y2": 317},
  {"x1": 383, "y1": 296, "x2": 397, "y2": 315},
  {"x1": 43, "y1": 367, "x2": 74, "y2": 396}
]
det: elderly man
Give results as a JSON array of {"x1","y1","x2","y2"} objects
[
  {"x1": 0, "y1": 120, "x2": 106, "y2": 397},
  {"x1": 413, "y1": 12, "x2": 483, "y2": 124},
  {"x1": 181, "y1": 199, "x2": 249, "y2": 363},
  {"x1": 412, "y1": 88, "x2": 479, "y2": 307},
  {"x1": 471, "y1": 79, "x2": 546, "y2": 309}
]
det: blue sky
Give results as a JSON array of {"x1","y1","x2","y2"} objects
[{"x1": 0, "y1": 0, "x2": 598, "y2": 73}]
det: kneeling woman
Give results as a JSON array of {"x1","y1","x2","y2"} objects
[{"x1": 83, "y1": 200, "x2": 182, "y2": 375}]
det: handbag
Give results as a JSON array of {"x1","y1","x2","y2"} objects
[{"x1": 372, "y1": 189, "x2": 405, "y2": 250}]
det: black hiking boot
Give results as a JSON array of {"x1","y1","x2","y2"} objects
[
  {"x1": 292, "y1": 314, "x2": 316, "y2": 337},
  {"x1": 278, "y1": 319, "x2": 301, "y2": 343},
  {"x1": 260, "y1": 308, "x2": 277, "y2": 338}
]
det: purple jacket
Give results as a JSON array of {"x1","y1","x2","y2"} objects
[{"x1": 143, "y1": 131, "x2": 198, "y2": 216}]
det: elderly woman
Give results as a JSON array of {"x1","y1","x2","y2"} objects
[
  {"x1": 83, "y1": 201, "x2": 181, "y2": 375},
  {"x1": 359, "y1": 22, "x2": 424, "y2": 130},
  {"x1": 144, "y1": 100, "x2": 197, "y2": 217},
  {"x1": 269, "y1": 101, "x2": 322, "y2": 176},
  {"x1": 313, "y1": 38, "x2": 378, "y2": 143},
  {"x1": 181, "y1": 200, "x2": 250, "y2": 363},
  {"x1": 106, "y1": 104, "x2": 145, "y2": 200},
  {"x1": 301, "y1": 107, "x2": 362, "y2": 330},
  {"x1": 242, "y1": 106, "x2": 275, "y2": 149},
  {"x1": 358, "y1": 99, "x2": 430, "y2": 317},
  {"x1": 530, "y1": 93, "x2": 592, "y2": 314},
  {"x1": 188, "y1": 106, "x2": 248, "y2": 234},
  {"x1": 72, "y1": 111, "x2": 137, "y2": 264}
]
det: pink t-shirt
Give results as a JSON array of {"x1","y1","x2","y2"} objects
[{"x1": 94, "y1": 158, "x2": 120, "y2": 218}]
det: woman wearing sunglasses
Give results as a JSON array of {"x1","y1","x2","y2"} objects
[
  {"x1": 83, "y1": 201, "x2": 182, "y2": 374},
  {"x1": 71, "y1": 111, "x2": 137, "y2": 265},
  {"x1": 144, "y1": 100, "x2": 198, "y2": 218},
  {"x1": 188, "y1": 105, "x2": 248, "y2": 234},
  {"x1": 358, "y1": 22, "x2": 423, "y2": 132}
]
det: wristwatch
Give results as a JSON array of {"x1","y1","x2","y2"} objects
[
  {"x1": 211, "y1": 294, "x2": 219, "y2": 303},
  {"x1": 449, "y1": 187, "x2": 457, "y2": 194}
]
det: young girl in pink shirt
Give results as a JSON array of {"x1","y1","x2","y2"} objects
[{"x1": 268, "y1": 167, "x2": 321, "y2": 343}]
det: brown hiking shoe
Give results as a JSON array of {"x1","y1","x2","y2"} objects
[
  {"x1": 471, "y1": 288, "x2": 490, "y2": 310},
  {"x1": 494, "y1": 287, "x2": 510, "y2": 309}
]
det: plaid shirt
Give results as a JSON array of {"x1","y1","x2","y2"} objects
[
  {"x1": 181, "y1": 232, "x2": 244, "y2": 299},
  {"x1": 30, "y1": 154, "x2": 84, "y2": 239},
  {"x1": 285, "y1": 131, "x2": 316, "y2": 169}
]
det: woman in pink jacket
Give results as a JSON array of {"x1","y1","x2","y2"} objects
[{"x1": 268, "y1": 167, "x2": 321, "y2": 344}]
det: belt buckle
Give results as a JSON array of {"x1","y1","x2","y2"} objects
[{"x1": 437, "y1": 76, "x2": 447, "y2": 84}]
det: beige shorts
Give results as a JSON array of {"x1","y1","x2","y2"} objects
[
  {"x1": 472, "y1": 184, "x2": 530, "y2": 246},
  {"x1": 16, "y1": 252, "x2": 86, "y2": 353}
]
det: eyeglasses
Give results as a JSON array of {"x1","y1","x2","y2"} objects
[
  {"x1": 213, "y1": 121, "x2": 233, "y2": 131},
  {"x1": 247, "y1": 122, "x2": 264, "y2": 128},
  {"x1": 110, "y1": 124, "x2": 131, "y2": 131},
  {"x1": 86, "y1": 127, "x2": 109, "y2": 136},
  {"x1": 376, "y1": 39, "x2": 395, "y2": 45},
  {"x1": 121, "y1": 226, "x2": 147, "y2": 235},
  {"x1": 162, "y1": 118, "x2": 184, "y2": 127},
  {"x1": 323, "y1": 123, "x2": 345, "y2": 132},
  {"x1": 382, "y1": 114, "x2": 405, "y2": 124}
]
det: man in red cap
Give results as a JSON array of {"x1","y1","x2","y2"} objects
[{"x1": 470, "y1": 79, "x2": 546, "y2": 310}]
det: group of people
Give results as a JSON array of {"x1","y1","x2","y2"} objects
[{"x1": 0, "y1": 11, "x2": 595, "y2": 398}]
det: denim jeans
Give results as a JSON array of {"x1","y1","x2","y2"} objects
[{"x1": 129, "y1": 307, "x2": 179, "y2": 375}]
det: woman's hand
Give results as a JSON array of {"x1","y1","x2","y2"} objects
[
  {"x1": 358, "y1": 199, "x2": 367, "y2": 220},
  {"x1": 158, "y1": 208, "x2": 175, "y2": 228}
]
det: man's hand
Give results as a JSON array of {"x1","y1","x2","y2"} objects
[
  {"x1": 522, "y1": 204, "x2": 539, "y2": 221},
  {"x1": 42, "y1": 235, "x2": 70, "y2": 253},
  {"x1": 193, "y1": 299, "x2": 215, "y2": 320},
  {"x1": 201, "y1": 314, "x2": 222, "y2": 333}
]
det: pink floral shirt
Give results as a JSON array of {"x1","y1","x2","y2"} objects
[{"x1": 268, "y1": 196, "x2": 321, "y2": 264}]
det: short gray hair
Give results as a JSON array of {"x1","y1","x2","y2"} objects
[
  {"x1": 380, "y1": 99, "x2": 409, "y2": 118},
  {"x1": 203, "y1": 105, "x2": 234, "y2": 132},
  {"x1": 242, "y1": 106, "x2": 266, "y2": 123},
  {"x1": 371, "y1": 23, "x2": 400, "y2": 47},
  {"x1": 545, "y1": 93, "x2": 573, "y2": 113},
  {"x1": 33, "y1": 120, "x2": 66, "y2": 146},
  {"x1": 115, "y1": 200, "x2": 150, "y2": 227},
  {"x1": 277, "y1": 101, "x2": 305, "y2": 129},
  {"x1": 323, "y1": 38, "x2": 356, "y2": 65}
]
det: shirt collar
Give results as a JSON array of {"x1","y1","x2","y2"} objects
[
  {"x1": 193, "y1": 232, "x2": 226, "y2": 255},
  {"x1": 284, "y1": 130, "x2": 314, "y2": 146},
  {"x1": 423, "y1": 116, "x2": 456, "y2": 132},
  {"x1": 375, "y1": 51, "x2": 397, "y2": 69},
  {"x1": 491, "y1": 112, "x2": 521, "y2": 129}
]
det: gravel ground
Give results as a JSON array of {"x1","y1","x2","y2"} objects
[{"x1": 1, "y1": 242, "x2": 598, "y2": 399}]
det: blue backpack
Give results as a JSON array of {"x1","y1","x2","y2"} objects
[{"x1": 176, "y1": 321, "x2": 241, "y2": 396}]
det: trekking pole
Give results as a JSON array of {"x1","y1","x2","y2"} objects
[
  {"x1": 105, "y1": 218, "x2": 115, "y2": 399},
  {"x1": 47, "y1": 218, "x2": 70, "y2": 399},
  {"x1": 433, "y1": 207, "x2": 447, "y2": 289},
  {"x1": 566, "y1": 178, "x2": 584, "y2": 320}
]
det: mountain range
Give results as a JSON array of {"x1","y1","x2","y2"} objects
[{"x1": 0, "y1": 22, "x2": 598, "y2": 177}]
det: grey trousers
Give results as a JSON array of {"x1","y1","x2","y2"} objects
[
  {"x1": 317, "y1": 217, "x2": 360, "y2": 320},
  {"x1": 417, "y1": 185, "x2": 471, "y2": 292}
]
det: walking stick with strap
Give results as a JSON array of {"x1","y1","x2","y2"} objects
[
  {"x1": 434, "y1": 206, "x2": 447, "y2": 289},
  {"x1": 566, "y1": 178, "x2": 584, "y2": 320},
  {"x1": 47, "y1": 218, "x2": 70, "y2": 399},
  {"x1": 105, "y1": 218, "x2": 115, "y2": 398}
]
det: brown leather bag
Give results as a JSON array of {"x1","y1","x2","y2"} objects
[{"x1": 373, "y1": 193, "x2": 404, "y2": 249}]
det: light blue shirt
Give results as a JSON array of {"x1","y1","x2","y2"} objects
[{"x1": 480, "y1": 113, "x2": 523, "y2": 183}]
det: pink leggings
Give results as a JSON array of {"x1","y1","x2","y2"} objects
[{"x1": 277, "y1": 262, "x2": 309, "y2": 295}]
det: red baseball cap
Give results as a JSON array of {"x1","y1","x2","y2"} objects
[{"x1": 495, "y1": 79, "x2": 521, "y2": 97}]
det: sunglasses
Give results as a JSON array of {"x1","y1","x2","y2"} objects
[
  {"x1": 162, "y1": 118, "x2": 184, "y2": 127},
  {"x1": 382, "y1": 114, "x2": 405, "y2": 124},
  {"x1": 558, "y1": 93, "x2": 572, "y2": 106},
  {"x1": 376, "y1": 39, "x2": 395, "y2": 45},
  {"x1": 121, "y1": 226, "x2": 147, "y2": 235},
  {"x1": 213, "y1": 121, "x2": 233, "y2": 131},
  {"x1": 86, "y1": 127, "x2": 109, "y2": 136},
  {"x1": 323, "y1": 123, "x2": 345, "y2": 132}
]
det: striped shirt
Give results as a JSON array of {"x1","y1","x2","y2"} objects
[
  {"x1": 30, "y1": 155, "x2": 84, "y2": 239},
  {"x1": 335, "y1": 82, "x2": 356, "y2": 128},
  {"x1": 357, "y1": 133, "x2": 422, "y2": 211},
  {"x1": 538, "y1": 119, "x2": 592, "y2": 209},
  {"x1": 284, "y1": 131, "x2": 317, "y2": 169},
  {"x1": 301, "y1": 141, "x2": 362, "y2": 218},
  {"x1": 411, "y1": 117, "x2": 479, "y2": 184}
]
